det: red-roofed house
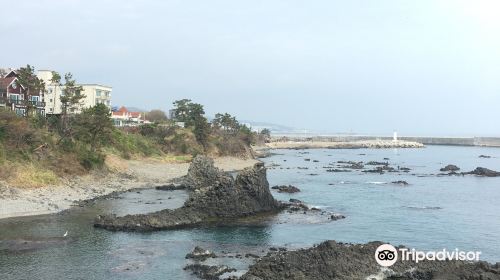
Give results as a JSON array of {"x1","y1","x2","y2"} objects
[
  {"x1": 111, "y1": 106, "x2": 149, "y2": 126},
  {"x1": 0, "y1": 70, "x2": 45, "y2": 116}
]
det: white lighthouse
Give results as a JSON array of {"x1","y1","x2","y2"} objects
[{"x1": 393, "y1": 131, "x2": 398, "y2": 141}]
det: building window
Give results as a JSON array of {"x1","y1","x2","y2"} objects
[{"x1": 9, "y1": 94, "x2": 20, "y2": 101}]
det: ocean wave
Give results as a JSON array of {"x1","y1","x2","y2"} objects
[
  {"x1": 366, "y1": 181, "x2": 387, "y2": 185},
  {"x1": 404, "y1": 206, "x2": 442, "y2": 210}
]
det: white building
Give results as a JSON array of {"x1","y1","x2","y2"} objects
[{"x1": 37, "y1": 70, "x2": 112, "y2": 114}]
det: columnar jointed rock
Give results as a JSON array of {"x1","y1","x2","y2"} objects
[{"x1": 94, "y1": 156, "x2": 282, "y2": 231}]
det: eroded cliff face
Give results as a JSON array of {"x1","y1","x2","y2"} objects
[{"x1": 94, "y1": 156, "x2": 281, "y2": 232}]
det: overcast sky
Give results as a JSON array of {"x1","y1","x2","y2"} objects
[{"x1": 1, "y1": 0, "x2": 499, "y2": 136}]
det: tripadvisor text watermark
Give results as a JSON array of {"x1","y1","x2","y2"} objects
[{"x1": 375, "y1": 244, "x2": 481, "y2": 267}]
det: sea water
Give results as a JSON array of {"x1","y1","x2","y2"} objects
[{"x1": 1, "y1": 145, "x2": 500, "y2": 279}]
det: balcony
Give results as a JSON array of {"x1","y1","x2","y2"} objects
[
  {"x1": 6, "y1": 99, "x2": 46, "y2": 108},
  {"x1": 29, "y1": 100, "x2": 46, "y2": 107}
]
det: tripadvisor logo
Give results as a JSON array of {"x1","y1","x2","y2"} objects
[
  {"x1": 375, "y1": 244, "x2": 398, "y2": 267},
  {"x1": 375, "y1": 244, "x2": 482, "y2": 267}
]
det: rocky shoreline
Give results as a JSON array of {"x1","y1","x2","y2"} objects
[
  {"x1": 239, "y1": 241, "x2": 500, "y2": 280},
  {"x1": 94, "y1": 156, "x2": 342, "y2": 231},
  {"x1": 0, "y1": 156, "x2": 258, "y2": 220},
  {"x1": 94, "y1": 156, "x2": 283, "y2": 231}
]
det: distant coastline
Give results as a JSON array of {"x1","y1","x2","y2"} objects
[
  {"x1": 269, "y1": 135, "x2": 500, "y2": 148},
  {"x1": 265, "y1": 139, "x2": 424, "y2": 150}
]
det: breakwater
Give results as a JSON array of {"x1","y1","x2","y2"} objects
[{"x1": 270, "y1": 135, "x2": 500, "y2": 147}]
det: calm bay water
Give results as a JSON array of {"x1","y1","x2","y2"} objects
[{"x1": 1, "y1": 145, "x2": 500, "y2": 279}]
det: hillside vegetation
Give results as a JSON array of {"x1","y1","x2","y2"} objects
[{"x1": 0, "y1": 101, "x2": 268, "y2": 188}]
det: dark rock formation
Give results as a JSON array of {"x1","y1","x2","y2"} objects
[
  {"x1": 184, "y1": 264, "x2": 236, "y2": 280},
  {"x1": 326, "y1": 169, "x2": 352, "y2": 173},
  {"x1": 465, "y1": 167, "x2": 500, "y2": 177},
  {"x1": 363, "y1": 166, "x2": 394, "y2": 174},
  {"x1": 240, "y1": 241, "x2": 500, "y2": 280},
  {"x1": 271, "y1": 185, "x2": 301, "y2": 193},
  {"x1": 366, "y1": 161, "x2": 389, "y2": 166},
  {"x1": 338, "y1": 161, "x2": 364, "y2": 169},
  {"x1": 391, "y1": 180, "x2": 409, "y2": 186},
  {"x1": 94, "y1": 156, "x2": 282, "y2": 231},
  {"x1": 155, "y1": 183, "x2": 186, "y2": 191},
  {"x1": 440, "y1": 164, "x2": 460, "y2": 172},
  {"x1": 479, "y1": 155, "x2": 492, "y2": 158},
  {"x1": 185, "y1": 246, "x2": 216, "y2": 261}
]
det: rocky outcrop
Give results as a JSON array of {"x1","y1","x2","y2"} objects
[
  {"x1": 338, "y1": 161, "x2": 364, "y2": 169},
  {"x1": 391, "y1": 180, "x2": 409, "y2": 186},
  {"x1": 186, "y1": 246, "x2": 216, "y2": 261},
  {"x1": 240, "y1": 241, "x2": 500, "y2": 280},
  {"x1": 366, "y1": 161, "x2": 389, "y2": 166},
  {"x1": 465, "y1": 167, "x2": 500, "y2": 177},
  {"x1": 271, "y1": 185, "x2": 301, "y2": 193},
  {"x1": 94, "y1": 156, "x2": 282, "y2": 231},
  {"x1": 184, "y1": 264, "x2": 236, "y2": 280},
  {"x1": 440, "y1": 164, "x2": 460, "y2": 172}
]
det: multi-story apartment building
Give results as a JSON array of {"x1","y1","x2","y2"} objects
[
  {"x1": 37, "y1": 70, "x2": 112, "y2": 115},
  {"x1": 80, "y1": 84, "x2": 112, "y2": 111},
  {"x1": 37, "y1": 70, "x2": 63, "y2": 115},
  {"x1": 0, "y1": 70, "x2": 45, "y2": 116}
]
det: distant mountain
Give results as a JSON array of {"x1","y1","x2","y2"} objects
[{"x1": 239, "y1": 120, "x2": 298, "y2": 133}]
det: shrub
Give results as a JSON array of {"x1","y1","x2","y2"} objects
[{"x1": 79, "y1": 151, "x2": 105, "y2": 170}]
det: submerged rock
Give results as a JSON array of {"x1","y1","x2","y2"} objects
[
  {"x1": 0, "y1": 237, "x2": 74, "y2": 253},
  {"x1": 440, "y1": 164, "x2": 460, "y2": 172},
  {"x1": 391, "y1": 180, "x2": 409, "y2": 186},
  {"x1": 186, "y1": 246, "x2": 216, "y2": 261},
  {"x1": 271, "y1": 185, "x2": 301, "y2": 193},
  {"x1": 240, "y1": 241, "x2": 500, "y2": 280},
  {"x1": 479, "y1": 155, "x2": 492, "y2": 158},
  {"x1": 94, "y1": 156, "x2": 282, "y2": 231}
]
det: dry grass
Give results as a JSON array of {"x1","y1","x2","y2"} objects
[
  {"x1": 104, "y1": 154, "x2": 129, "y2": 172},
  {"x1": 163, "y1": 154, "x2": 192, "y2": 163},
  {"x1": 6, "y1": 163, "x2": 59, "y2": 188}
]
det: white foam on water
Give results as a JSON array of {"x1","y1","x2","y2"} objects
[{"x1": 366, "y1": 181, "x2": 387, "y2": 185}]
